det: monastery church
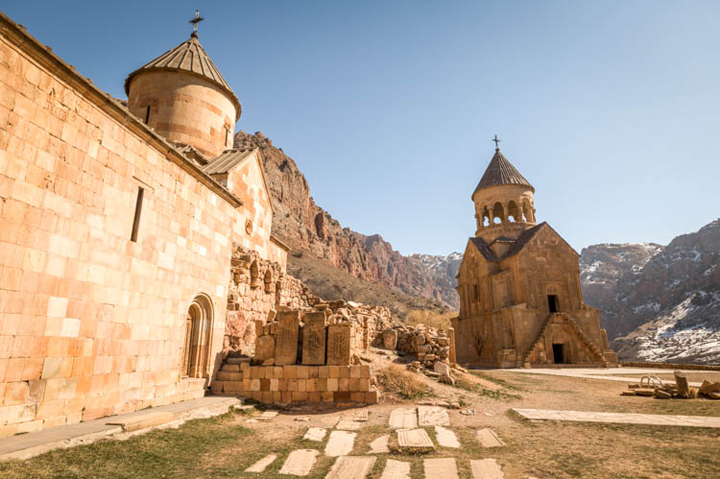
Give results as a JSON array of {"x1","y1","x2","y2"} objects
[
  {"x1": 0, "y1": 11, "x2": 295, "y2": 436},
  {"x1": 451, "y1": 143, "x2": 618, "y2": 368}
]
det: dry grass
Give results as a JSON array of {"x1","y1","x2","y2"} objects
[
  {"x1": 376, "y1": 364, "x2": 433, "y2": 400},
  {"x1": 404, "y1": 309, "x2": 456, "y2": 330}
]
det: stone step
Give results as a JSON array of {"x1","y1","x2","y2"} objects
[
  {"x1": 216, "y1": 371, "x2": 242, "y2": 381},
  {"x1": 278, "y1": 449, "x2": 319, "y2": 476},
  {"x1": 222, "y1": 363, "x2": 241, "y2": 372},
  {"x1": 325, "y1": 456, "x2": 376, "y2": 479},
  {"x1": 324, "y1": 430, "x2": 355, "y2": 457},
  {"x1": 424, "y1": 458, "x2": 458, "y2": 479},
  {"x1": 380, "y1": 459, "x2": 411, "y2": 479},
  {"x1": 470, "y1": 458, "x2": 504, "y2": 479}
]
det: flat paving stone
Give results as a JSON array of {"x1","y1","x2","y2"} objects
[
  {"x1": 513, "y1": 408, "x2": 720, "y2": 428},
  {"x1": 352, "y1": 409, "x2": 369, "y2": 421},
  {"x1": 258, "y1": 410, "x2": 279, "y2": 420},
  {"x1": 245, "y1": 454, "x2": 277, "y2": 473},
  {"x1": 303, "y1": 427, "x2": 327, "y2": 442},
  {"x1": 470, "y1": 458, "x2": 504, "y2": 479},
  {"x1": 325, "y1": 456, "x2": 376, "y2": 479},
  {"x1": 369, "y1": 434, "x2": 390, "y2": 453},
  {"x1": 424, "y1": 458, "x2": 459, "y2": 479},
  {"x1": 324, "y1": 430, "x2": 356, "y2": 457},
  {"x1": 434, "y1": 425, "x2": 460, "y2": 448},
  {"x1": 380, "y1": 459, "x2": 411, "y2": 479},
  {"x1": 397, "y1": 428, "x2": 435, "y2": 452},
  {"x1": 418, "y1": 406, "x2": 450, "y2": 426},
  {"x1": 476, "y1": 428, "x2": 505, "y2": 448},
  {"x1": 336, "y1": 419, "x2": 362, "y2": 431},
  {"x1": 279, "y1": 449, "x2": 319, "y2": 476},
  {"x1": 388, "y1": 408, "x2": 417, "y2": 429}
]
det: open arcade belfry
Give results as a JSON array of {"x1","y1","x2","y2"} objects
[{"x1": 451, "y1": 140, "x2": 618, "y2": 368}]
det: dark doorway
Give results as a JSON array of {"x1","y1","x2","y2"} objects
[
  {"x1": 547, "y1": 295, "x2": 559, "y2": 313},
  {"x1": 552, "y1": 343, "x2": 565, "y2": 364}
]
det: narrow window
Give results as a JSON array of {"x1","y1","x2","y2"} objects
[
  {"x1": 144, "y1": 106, "x2": 151, "y2": 124},
  {"x1": 472, "y1": 284, "x2": 479, "y2": 302},
  {"x1": 548, "y1": 295, "x2": 559, "y2": 313},
  {"x1": 225, "y1": 126, "x2": 231, "y2": 147},
  {"x1": 131, "y1": 187, "x2": 144, "y2": 242}
]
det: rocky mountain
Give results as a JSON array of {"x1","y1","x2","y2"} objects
[
  {"x1": 235, "y1": 131, "x2": 461, "y2": 309},
  {"x1": 581, "y1": 220, "x2": 720, "y2": 364}
]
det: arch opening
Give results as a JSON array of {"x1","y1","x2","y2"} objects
[
  {"x1": 182, "y1": 294, "x2": 213, "y2": 378},
  {"x1": 492, "y1": 202, "x2": 505, "y2": 224}
]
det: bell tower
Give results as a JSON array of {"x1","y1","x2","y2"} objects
[
  {"x1": 125, "y1": 12, "x2": 241, "y2": 159},
  {"x1": 472, "y1": 137, "x2": 536, "y2": 244}
]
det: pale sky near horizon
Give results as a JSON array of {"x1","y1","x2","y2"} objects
[{"x1": 5, "y1": 1, "x2": 719, "y2": 256}]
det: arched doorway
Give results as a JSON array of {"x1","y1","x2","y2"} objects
[{"x1": 182, "y1": 294, "x2": 213, "y2": 378}]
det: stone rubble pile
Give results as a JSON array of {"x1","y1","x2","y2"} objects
[
  {"x1": 381, "y1": 324, "x2": 456, "y2": 385},
  {"x1": 622, "y1": 370, "x2": 720, "y2": 400}
]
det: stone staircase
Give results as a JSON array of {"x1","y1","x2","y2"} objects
[
  {"x1": 215, "y1": 356, "x2": 251, "y2": 382},
  {"x1": 521, "y1": 313, "x2": 606, "y2": 366}
]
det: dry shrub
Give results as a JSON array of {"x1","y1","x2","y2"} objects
[
  {"x1": 404, "y1": 309, "x2": 455, "y2": 330},
  {"x1": 376, "y1": 364, "x2": 432, "y2": 400}
]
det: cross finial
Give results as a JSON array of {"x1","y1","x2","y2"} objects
[
  {"x1": 492, "y1": 134, "x2": 501, "y2": 151},
  {"x1": 189, "y1": 10, "x2": 204, "y2": 38}
]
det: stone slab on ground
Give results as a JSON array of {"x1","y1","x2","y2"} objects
[
  {"x1": 352, "y1": 409, "x2": 369, "y2": 421},
  {"x1": 246, "y1": 454, "x2": 278, "y2": 473},
  {"x1": 513, "y1": 408, "x2": 720, "y2": 428},
  {"x1": 418, "y1": 406, "x2": 450, "y2": 426},
  {"x1": 336, "y1": 419, "x2": 362, "y2": 431},
  {"x1": 279, "y1": 449, "x2": 319, "y2": 476},
  {"x1": 471, "y1": 459, "x2": 504, "y2": 479},
  {"x1": 397, "y1": 428, "x2": 435, "y2": 452},
  {"x1": 0, "y1": 397, "x2": 240, "y2": 461},
  {"x1": 106, "y1": 411, "x2": 174, "y2": 432},
  {"x1": 324, "y1": 430, "x2": 356, "y2": 457},
  {"x1": 258, "y1": 410, "x2": 279, "y2": 420},
  {"x1": 424, "y1": 458, "x2": 459, "y2": 479},
  {"x1": 388, "y1": 408, "x2": 417, "y2": 429},
  {"x1": 501, "y1": 367, "x2": 705, "y2": 387},
  {"x1": 369, "y1": 434, "x2": 390, "y2": 453},
  {"x1": 476, "y1": 428, "x2": 505, "y2": 448},
  {"x1": 325, "y1": 456, "x2": 376, "y2": 479},
  {"x1": 303, "y1": 427, "x2": 327, "y2": 442},
  {"x1": 381, "y1": 459, "x2": 411, "y2": 479},
  {"x1": 435, "y1": 425, "x2": 460, "y2": 448}
]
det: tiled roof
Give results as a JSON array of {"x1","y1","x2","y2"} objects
[
  {"x1": 470, "y1": 223, "x2": 547, "y2": 261},
  {"x1": 203, "y1": 148, "x2": 256, "y2": 175},
  {"x1": 124, "y1": 35, "x2": 241, "y2": 118},
  {"x1": 473, "y1": 149, "x2": 534, "y2": 196}
]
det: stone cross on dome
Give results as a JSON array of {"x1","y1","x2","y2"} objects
[
  {"x1": 492, "y1": 134, "x2": 501, "y2": 151},
  {"x1": 189, "y1": 10, "x2": 204, "y2": 38}
]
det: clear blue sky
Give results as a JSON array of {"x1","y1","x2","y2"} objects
[{"x1": 5, "y1": 1, "x2": 719, "y2": 255}]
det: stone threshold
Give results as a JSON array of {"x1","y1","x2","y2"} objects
[{"x1": 0, "y1": 396, "x2": 240, "y2": 462}]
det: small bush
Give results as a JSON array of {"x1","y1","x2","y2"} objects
[{"x1": 376, "y1": 364, "x2": 432, "y2": 400}]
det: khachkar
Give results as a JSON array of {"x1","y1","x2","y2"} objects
[
  {"x1": 451, "y1": 137, "x2": 618, "y2": 368},
  {"x1": 212, "y1": 309, "x2": 379, "y2": 404}
]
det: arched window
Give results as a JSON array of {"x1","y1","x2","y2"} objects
[
  {"x1": 182, "y1": 294, "x2": 213, "y2": 378},
  {"x1": 492, "y1": 202, "x2": 505, "y2": 224},
  {"x1": 482, "y1": 206, "x2": 490, "y2": 227},
  {"x1": 507, "y1": 201, "x2": 520, "y2": 223},
  {"x1": 264, "y1": 269, "x2": 273, "y2": 293},
  {"x1": 250, "y1": 261, "x2": 259, "y2": 289}
]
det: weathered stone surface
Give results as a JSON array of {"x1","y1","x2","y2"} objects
[
  {"x1": 418, "y1": 406, "x2": 450, "y2": 426},
  {"x1": 352, "y1": 409, "x2": 369, "y2": 422},
  {"x1": 325, "y1": 456, "x2": 376, "y2": 479},
  {"x1": 303, "y1": 427, "x2": 326, "y2": 442},
  {"x1": 424, "y1": 458, "x2": 458, "y2": 479},
  {"x1": 470, "y1": 459, "x2": 504, "y2": 479},
  {"x1": 380, "y1": 459, "x2": 411, "y2": 479},
  {"x1": 397, "y1": 428, "x2": 435, "y2": 452},
  {"x1": 324, "y1": 430, "x2": 356, "y2": 457},
  {"x1": 383, "y1": 329, "x2": 399, "y2": 350},
  {"x1": 513, "y1": 408, "x2": 720, "y2": 428},
  {"x1": 254, "y1": 335, "x2": 276, "y2": 362},
  {"x1": 675, "y1": 370, "x2": 691, "y2": 398},
  {"x1": 327, "y1": 324, "x2": 352, "y2": 365},
  {"x1": 275, "y1": 311, "x2": 301, "y2": 365},
  {"x1": 302, "y1": 312, "x2": 327, "y2": 365},
  {"x1": 476, "y1": 428, "x2": 505, "y2": 448},
  {"x1": 388, "y1": 408, "x2": 417, "y2": 429},
  {"x1": 434, "y1": 425, "x2": 460, "y2": 448},
  {"x1": 368, "y1": 434, "x2": 389, "y2": 453},
  {"x1": 245, "y1": 454, "x2": 277, "y2": 473},
  {"x1": 258, "y1": 410, "x2": 279, "y2": 420},
  {"x1": 433, "y1": 361, "x2": 451, "y2": 377},
  {"x1": 335, "y1": 420, "x2": 362, "y2": 431},
  {"x1": 279, "y1": 449, "x2": 319, "y2": 476}
]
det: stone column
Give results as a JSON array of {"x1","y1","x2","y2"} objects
[{"x1": 448, "y1": 327, "x2": 457, "y2": 366}]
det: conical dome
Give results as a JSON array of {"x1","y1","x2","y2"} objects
[
  {"x1": 125, "y1": 35, "x2": 241, "y2": 120},
  {"x1": 472, "y1": 149, "x2": 534, "y2": 197}
]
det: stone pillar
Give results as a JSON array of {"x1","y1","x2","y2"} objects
[
  {"x1": 302, "y1": 312, "x2": 327, "y2": 365},
  {"x1": 275, "y1": 311, "x2": 300, "y2": 365},
  {"x1": 448, "y1": 327, "x2": 457, "y2": 366},
  {"x1": 327, "y1": 324, "x2": 351, "y2": 365}
]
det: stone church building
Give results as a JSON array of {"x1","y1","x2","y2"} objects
[
  {"x1": 0, "y1": 11, "x2": 298, "y2": 436},
  {"x1": 451, "y1": 145, "x2": 618, "y2": 368}
]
